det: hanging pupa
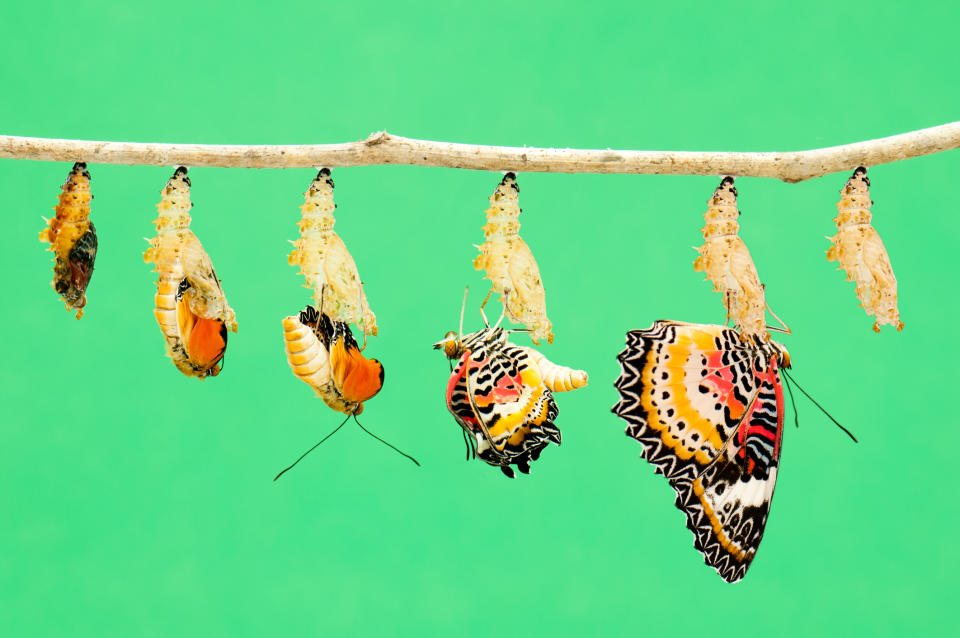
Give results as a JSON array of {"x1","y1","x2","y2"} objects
[
  {"x1": 288, "y1": 168, "x2": 377, "y2": 336},
  {"x1": 144, "y1": 167, "x2": 237, "y2": 379},
  {"x1": 473, "y1": 172, "x2": 554, "y2": 345},
  {"x1": 693, "y1": 177, "x2": 770, "y2": 341},
  {"x1": 827, "y1": 167, "x2": 903, "y2": 332},
  {"x1": 39, "y1": 162, "x2": 98, "y2": 318},
  {"x1": 432, "y1": 292, "x2": 586, "y2": 478}
]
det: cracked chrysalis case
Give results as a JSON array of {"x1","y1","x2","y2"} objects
[
  {"x1": 693, "y1": 177, "x2": 770, "y2": 342},
  {"x1": 827, "y1": 167, "x2": 903, "y2": 332},
  {"x1": 473, "y1": 172, "x2": 554, "y2": 345},
  {"x1": 288, "y1": 168, "x2": 377, "y2": 336}
]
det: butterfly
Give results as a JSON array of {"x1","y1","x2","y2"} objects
[
  {"x1": 40, "y1": 162, "x2": 97, "y2": 318},
  {"x1": 144, "y1": 167, "x2": 237, "y2": 379},
  {"x1": 276, "y1": 305, "x2": 416, "y2": 480},
  {"x1": 612, "y1": 320, "x2": 791, "y2": 582},
  {"x1": 282, "y1": 304, "x2": 384, "y2": 415},
  {"x1": 434, "y1": 292, "x2": 586, "y2": 478}
]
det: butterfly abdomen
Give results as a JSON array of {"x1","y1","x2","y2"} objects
[
  {"x1": 517, "y1": 346, "x2": 588, "y2": 392},
  {"x1": 282, "y1": 314, "x2": 334, "y2": 394}
]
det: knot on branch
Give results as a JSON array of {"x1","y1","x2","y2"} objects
[{"x1": 365, "y1": 131, "x2": 390, "y2": 146}]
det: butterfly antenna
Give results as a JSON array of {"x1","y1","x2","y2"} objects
[
  {"x1": 782, "y1": 370, "x2": 800, "y2": 429},
  {"x1": 273, "y1": 414, "x2": 351, "y2": 480},
  {"x1": 352, "y1": 416, "x2": 421, "y2": 466},
  {"x1": 458, "y1": 286, "x2": 469, "y2": 340},
  {"x1": 782, "y1": 369, "x2": 857, "y2": 443},
  {"x1": 461, "y1": 428, "x2": 471, "y2": 461}
]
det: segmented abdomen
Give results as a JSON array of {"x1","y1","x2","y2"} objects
[
  {"x1": 281, "y1": 314, "x2": 359, "y2": 415},
  {"x1": 517, "y1": 347, "x2": 588, "y2": 392}
]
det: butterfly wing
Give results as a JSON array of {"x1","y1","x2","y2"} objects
[
  {"x1": 445, "y1": 332, "x2": 560, "y2": 477},
  {"x1": 613, "y1": 320, "x2": 785, "y2": 582}
]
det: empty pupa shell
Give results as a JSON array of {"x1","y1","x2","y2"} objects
[
  {"x1": 144, "y1": 167, "x2": 237, "y2": 379},
  {"x1": 473, "y1": 172, "x2": 554, "y2": 344},
  {"x1": 827, "y1": 167, "x2": 903, "y2": 332},
  {"x1": 287, "y1": 168, "x2": 377, "y2": 336},
  {"x1": 693, "y1": 177, "x2": 769, "y2": 341},
  {"x1": 40, "y1": 162, "x2": 97, "y2": 318}
]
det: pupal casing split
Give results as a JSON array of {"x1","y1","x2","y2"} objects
[{"x1": 144, "y1": 167, "x2": 238, "y2": 379}]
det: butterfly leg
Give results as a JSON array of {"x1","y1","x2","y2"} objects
[{"x1": 492, "y1": 289, "x2": 508, "y2": 330}]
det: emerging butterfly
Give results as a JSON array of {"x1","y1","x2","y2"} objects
[
  {"x1": 276, "y1": 304, "x2": 417, "y2": 479},
  {"x1": 144, "y1": 167, "x2": 237, "y2": 379},
  {"x1": 282, "y1": 304, "x2": 384, "y2": 415},
  {"x1": 39, "y1": 162, "x2": 98, "y2": 318},
  {"x1": 434, "y1": 291, "x2": 586, "y2": 478},
  {"x1": 693, "y1": 177, "x2": 772, "y2": 341},
  {"x1": 473, "y1": 172, "x2": 554, "y2": 345},
  {"x1": 827, "y1": 167, "x2": 903, "y2": 332},
  {"x1": 613, "y1": 320, "x2": 793, "y2": 582},
  {"x1": 288, "y1": 168, "x2": 377, "y2": 336}
]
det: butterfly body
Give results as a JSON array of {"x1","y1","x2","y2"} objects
[
  {"x1": 283, "y1": 306, "x2": 383, "y2": 415},
  {"x1": 40, "y1": 162, "x2": 97, "y2": 318},
  {"x1": 437, "y1": 325, "x2": 586, "y2": 478},
  {"x1": 613, "y1": 320, "x2": 789, "y2": 582},
  {"x1": 144, "y1": 167, "x2": 236, "y2": 379}
]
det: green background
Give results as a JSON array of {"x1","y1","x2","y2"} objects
[{"x1": 1, "y1": 1, "x2": 956, "y2": 635}]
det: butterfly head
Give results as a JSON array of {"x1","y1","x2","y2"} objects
[{"x1": 433, "y1": 330, "x2": 461, "y2": 359}]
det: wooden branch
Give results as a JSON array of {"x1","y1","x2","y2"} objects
[{"x1": 2, "y1": 121, "x2": 958, "y2": 182}]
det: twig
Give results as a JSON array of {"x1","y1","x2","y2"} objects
[{"x1": 2, "y1": 122, "x2": 958, "y2": 182}]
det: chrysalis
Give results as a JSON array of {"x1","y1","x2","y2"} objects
[
  {"x1": 282, "y1": 305, "x2": 384, "y2": 415},
  {"x1": 827, "y1": 167, "x2": 903, "y2": 332},
  {"x1": 473, "y1": 172, "x2": 554, "y2": 345},
  {"x1": 288, "y1": 168, "x2": 377, "y2": 336},
  {"x1": 144, "y1": 167, "x2": 237, "y2": 379},
  {"x1": 693, "y1": 177, "x2": 769, "y2": 341},
  {"x1": 39, "y1": 162, "x2": 97, "y2": 318}
]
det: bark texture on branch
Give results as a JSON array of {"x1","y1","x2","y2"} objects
[{"x1": 1, "y1": 122, "x2": 958, "y2": 182}]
